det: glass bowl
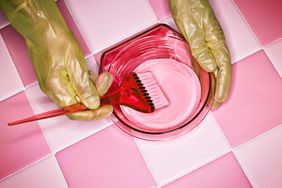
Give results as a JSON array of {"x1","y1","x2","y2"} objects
[{"x1": 100, "y1": 24, "x2": 214, "y2": 140}]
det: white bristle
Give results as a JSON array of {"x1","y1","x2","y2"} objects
[{"x1": 137, "y1": 71, "x2": 169, "y2": 110}]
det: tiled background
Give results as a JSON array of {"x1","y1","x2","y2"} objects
[{"x1": 0, "y1": 0, "x2": 282, "y2": 187}]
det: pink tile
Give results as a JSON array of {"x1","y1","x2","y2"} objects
[
  {"x1": 0, "y1": 0, "x2": 90, "y2": 86},
  {"x1": 57, "y1": 0, "x2": 90, "y2": 56},
  {"x1": 164, "y1": 152, "x2": 252, "y2": 188},
  {"x1": 56, "y1": 126, "x2": 157, "y2": 188},
  {"x1": 0, "y1": 92, "x2": 50, "y2": 180},
  {"x1": 210, "y1": 0, "x2": 261, "y2": 63},
  {"x1": 265, "y1": 39, "x2": 282, "y2": 77},
  {"x1": 135, "y1": 113, "x2": 230, "y2": 186},
  {"x1": 148, "y1": 0, "x2": 172, "y2": 20},
  {"x1": 213, "y1": 50, "x2": 282, "y2": 147},
  {"x1": 234, "y1": 0, "x2": 282, "y2": 46},
  {"x1": 153, "y1": 0, "x2": 261, "y2": 63},
  {"x1": 0, "y1": 156, "x2": 68, "y2": 188},
  {"x1": 25, "y1": 84, "x2": 112, "y2": 152},
  {"x1": 0, "y1": 35, "x2": 24, "y2": 101},
  {"x1": 0, "y1": 11, "x2": 8, "y2": 29},
  {"x1": 235, "y1": 124, "x2": 282, "y2": 188},
  {"x1": 0, "y1": 26, "x2": 37, "y2": 86},
  {"x1": 65, "y1": 0, "x2": 157, "y2": 53}
]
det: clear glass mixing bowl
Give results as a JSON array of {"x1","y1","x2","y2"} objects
[{"x1": 100, "y1": 24, "x2": 214, "y2": 140}]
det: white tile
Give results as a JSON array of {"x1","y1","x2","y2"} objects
[
  {"x1": 85, "y1": 56, "x2": 100, "y2": 75},
  {"x1": 0, "y1": 35, "x2": 24, "y2": 101},
  {"x1": 0, "y1": 156, "x2": 68, "y2": 188},
  {"x1": 264, "y1": 39, "x2": 282, "y2": 77},
  {"x1": 25, "y1": 84, "x2": 113, "y2": 152},
  {"x1": 65, "y1": 0, "x2": 157, "y2": 53},
  {"x1": 161, "y1": 17, "x2": 179, "y2": 32},
  {"x1": 135, "y1": 112, "x2": 230, "y2": 186},
  {"x1": 234, "y1": 124, "x2": 282, "y2": 188},
  {"x1": 210, "y1": 0, "x2": 261, "y2": 63}
]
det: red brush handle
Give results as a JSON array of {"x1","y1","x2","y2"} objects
[
  {"x1": 8, "y1": 72, "x2": 152, "y2": 126},
  {"x1": 7, "y1": 93, "x2": 119, "y2": 126}
]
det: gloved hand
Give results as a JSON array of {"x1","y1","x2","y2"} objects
[
  {"x1": 0, "y1": 0, "x2": 113, "y2": 120},
  {"x1": 169, "y1": 0, "x2": 231, "y2": 109}
]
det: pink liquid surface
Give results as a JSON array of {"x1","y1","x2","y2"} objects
[{"x1": 120, "y1": 59, "x2": 201, "y2": 132}]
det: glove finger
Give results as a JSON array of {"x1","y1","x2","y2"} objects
[
  {"x1": 88, "y1": 70, "x2": 98, "y2": 82},
  {"x1": 67, "y1": 105, "x2": 113, "y2": 120},
  {"x1": 211, "y1": 101, "x2": 222, "y2": 110},
  {"x1": 214, "y1": 67, "x2": 231, "y2": 103},
  {"x1": 66, "y1": 46, "x2": 100, "y2": 110},
  {"x1": 203, "y1": 7, "x2": 231, "y2": 103},
  {"x1": 42, "y1": 70, "x2": 78, "y2": 108},
  {"x1": 169, "y1": 0, "x2": 217, "y2": 72},
  {"x1": 95, "y1": 72, "x2": 113, "y2": 96}
]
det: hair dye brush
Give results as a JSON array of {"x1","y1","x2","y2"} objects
[{"x1": 8, "y1": 72, "x2": 168, "y2": 126}]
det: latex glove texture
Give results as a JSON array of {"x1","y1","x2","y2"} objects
[
  {"x1": 0, "y1": 0, "x2": 113, "y2": 120},
  {"x1": 169, "y1": 0, "x2": 231, "y2": 109}
]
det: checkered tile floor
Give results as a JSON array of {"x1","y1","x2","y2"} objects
[{"x1": 0, "y1": 0, "x2": 282, "y2": 187}]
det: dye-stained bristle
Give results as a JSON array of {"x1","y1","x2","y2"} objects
[
  {"x1": 132, "y1": 74, "x2": 154, "y2": 109},
  {"x1": 136, "y1": 71, "x2": 169, "y2": 110}
]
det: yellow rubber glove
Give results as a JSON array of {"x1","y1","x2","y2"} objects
[
  {"x1": 169, "y1": 0, "x2": 231, "y2": 109},
  {"x1": 0, "y1": 0, "x2": 113, "y2": 120}
]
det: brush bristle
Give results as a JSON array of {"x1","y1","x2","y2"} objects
[
  {"x1": 132, "y1": 73, "x2": 155, "y2": 111},
  {"x1": 135, "y1": 72, "x2": 169, "y2": 110}
]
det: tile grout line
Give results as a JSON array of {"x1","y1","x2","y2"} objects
[
  {"x1": 0, "y1": 87, "x2": 24, "y2": 102},
  {"x1": 52, "y1": 153, "x2": 70, "y2": 188},
  {"x1": 230, "y1": 0, "x2": 262, "y2": 49},
  {"x1": 85, "y1": 0, "x2": 158, "y2": 55},
  {"x1": 24, "y1": 81, "x2": 39, "y2": 90},
  {"x1": 0, "y1": 47, "x2": 87, "y2": 102},
  {"x1": 210, "y1": 112, "x2": 232, "y2": 148},
  {"x1": 160, "y1": 149, "x2": 232, "y2": 187},
  {"x1": 232, "y1": 151, "x2": 258, "y2": 188},
  {"x1": 157, "y1": 6, "x2": 262, "y2": 66},
  {"x1": 220, "y1": 0, "x2": 282, "y2": 157},
  {"x1": 2, "y1": 0, "x2": 276, "y2": 103},
  {"x1": 263, "y1": 37, "x2": 282, "y2": 49},
  {"x1": 23, "y1": 88, "x2": 53, "y2": 153},
  {"x1": 87, "y1": 20, "x2": 159, "y2": 61},
  {"x1": 0, "y1": 33, "x2": 25, "y2": 100},
  {"x1": 24, "y1": 83, "x2": 114, "y2": 155},
  {"x1": 0, "y1": 154, "x2": 51, "y2": 183},
  {"x1": 158, "y1": 14, "x2": 261, "y2": 67},
  {"x1": 49, "y1": 123, "x2": 115, "y2": 156},
  {"x1": 229, "y1": 147, "x2": 257, "y2": 187},
  {"x1": 3, "y1": 122, "x2": 281, "y2": 185},
  {"x1": 0, "y1": 152, "x2": 70, "y2": 188},
  {"x1": 0, "y1": 81, "x2": 37, "y2": 102},
  {"x1": 232, "y1": 124, "x2": 282, "y2": 152},
  {"x1": 1, "y1": 0, "x2": 278, "y2": 103},
  {"x1": 157, "y1": 115, "x2": 232, "y2": 187},
  {"x1": 48, "y1": 121, "x2": 114, "y2": 154},
  {"x1": 0, "y1": 22, "x2": 9, "y2": 30},
  {"x1": 263, "y1": 38, "x2": 282, "y2": 78},
  {"x1": 62, "y1": 0, "x2": 93, "y2": 56},
  {"x1": 220, "y1": 0, "x2": 264, "y2": 64},
  {"x1": 134, "y1": 114, "x2": 232, "y2": 187},
  {"x1": 1, "y1": 1, "x2": 281, "y2": 186},
  {"x1": 229, "y1": 124, "x2": 282, "y2": 188},
  {"x1": 96, "y1": 19, "x2": 159, "y2": 55},
  {"x1": 133, "y1": 137, "x2": 162, "y2": 187},
  {"x1": 144, "y1": 0, "x2": 159, "y2": 20}
]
